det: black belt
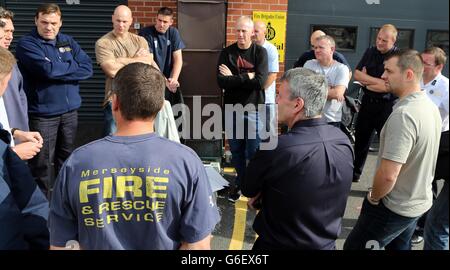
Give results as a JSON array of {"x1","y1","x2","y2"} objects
[{"x1": 363, "y1": 95, "x2": 392, "y2": 104}]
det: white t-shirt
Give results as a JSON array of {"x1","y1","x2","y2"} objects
[
  {"x1": 304, "y1": 60, "x2": 350, "y2": 122},
  {"x1": 0, "y1": 97, "x2": 14, "y2": 146},
  {"x1": 262, "y1": 40, "x2": 279, "y2": 104},
  {"x1": 421, "y1": 73, "x2": 449, "y2": 131}
]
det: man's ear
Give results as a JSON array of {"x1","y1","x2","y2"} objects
[
  {"x1": 111, "y1": 94, "x2": 119, "y2": 112},
  {"x1": 293, "y1": 97, "x2": 304, "y2": 114},
  {"x1": 405, "y1": 69, "x2": 415, "y2": 81}
]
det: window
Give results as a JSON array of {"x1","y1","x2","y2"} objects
[
  {"x1": 426, "y1": 30, "x2": 449, "y2": 56},
  {"x1": 369, "y1": 27, "x2": 414, "y2": 49},
  {"x1": 311, "y1": 25, "x2": 357, "y2": 52}
]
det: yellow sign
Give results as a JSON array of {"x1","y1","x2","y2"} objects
[{"x1": 253, "y1": 11, "x2": 287, "y2": 62}]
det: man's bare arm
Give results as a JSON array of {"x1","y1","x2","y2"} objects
[
  {"x1": 370, "y1": 159, "x2": 403, "y2": 201},
  {"x1": 264, "y1": 72, "x2": 278, "y2": 90},
  {"x1": 327, "y1": 85, "x2": 346, "y2": 101},
  {"x1": 170, "y1": 50, "x2": 183, "y2": 82},
  {"x1": 354, "y1": 69, "x2": 388, "y2": 93}
]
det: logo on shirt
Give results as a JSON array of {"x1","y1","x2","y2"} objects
[
  {"x1": 78, "y1": 166, "x2": 171, "y2": 228},
  {"x1": 237, "y1": 56, "x2": 255, "y2": 74},
  {"x1": 59, "y1": 47, "x2": 72, "y2": 53}
]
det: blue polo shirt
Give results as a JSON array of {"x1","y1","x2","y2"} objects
[
  {"x1": 139, "y1": 26, "x2": 185, "y2": 78},
  {"x1": 242, "y1": 118, "x2": 354, "y2": 249}
]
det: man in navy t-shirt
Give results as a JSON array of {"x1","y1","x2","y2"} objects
[
  {"x1": 139, "y1": 7, "x2": 185, "y2": 106},
  {"x1": 49, "y1": 63, "x2": 219, "y2": 250}
]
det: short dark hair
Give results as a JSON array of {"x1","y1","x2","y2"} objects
[
  {"x1": 35, "y1": 3, "x2": 61, "y2": 18},
  {"x1": 158, "y1": 7, "x2": 173, "y2": 17},
  {"x1": 112, "y1": 63, "x2": 165, "y2": 120},
  {"x1": 386, "y1": 49, "x2": 424, "y2": 80}
]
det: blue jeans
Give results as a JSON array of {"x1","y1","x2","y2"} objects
[
  {"x1": 227, "y1": 111, "x2": 261, "y2": 189},
  {"x1": 103, "y1": 102, "x2": 116, "y2": 136},
  {"x1": 424, "y1": 181, "x2": 449, "y2": 250},
  {"x1": 343, "y1": 197, "x2": 419, "y2": 250}
]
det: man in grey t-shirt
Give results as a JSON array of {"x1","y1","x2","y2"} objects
[
  {"x1": 344, "y1": 49, "x2": 441, "y2": 250},
  {"x1": 49, "y1": 63, "x2": 219, "y2": 250},
  {"x1": 304, "y1": 35, "x2": 349, "y2": 126}
]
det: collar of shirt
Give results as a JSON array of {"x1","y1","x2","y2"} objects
[{"x1": 290, "y1": 118, "x2": 328, "y2": 131}]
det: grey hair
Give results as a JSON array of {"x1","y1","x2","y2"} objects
[
  {"x1": 281, "y1": 68, "x2": 328, "y2": 118},
  {"x1": 316, "y1": 35, "x2": 335, "y2": 48}
]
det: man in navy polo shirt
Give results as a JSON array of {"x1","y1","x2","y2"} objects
[
  {"x1": 15, "y1": 3, "x2": 93, "y2": 196},
  {"x1": 139, "y1": 7, "x2": 185, "y2": 106},
  {"x1": 242, "y1": 68, "x2": 353, "y2": 250},
  {"x1": 352, "y1": 24, "x2": 399, "y2": 183}
]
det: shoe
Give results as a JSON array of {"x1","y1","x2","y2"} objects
[
  {"x1": 411, "y1": 235, "x2": 424, "y2": 245},
  {"x1": 228, "y1": 189, "x2": 241, "y2": 203},
  {"x1": 352, "y1": 177, "x2": 360, "y2": 183}
]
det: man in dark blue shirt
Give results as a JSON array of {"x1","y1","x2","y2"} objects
[
  {"x1": 15, "y1": 4, "x2": 93, "y2": 196},
  {"x1": 352, "y1": 24, "x2": 398, "y2": 182},
  {"x1": 139, "y1": 7, "x2": 185, "y2": 106},
  {"x1": 242, "y1": 67, "x2": 354, "y2": 250}
]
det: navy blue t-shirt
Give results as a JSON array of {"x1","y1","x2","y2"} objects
[
  {"x1": 139, "y1": 26, "x2": 185, "y2": 78},
  {"x1": 356, "y1": 46, "x2": 398, "y2": 100},
  {"x1": 49, "y1": 133, "x2": 219, "y2": 249}
]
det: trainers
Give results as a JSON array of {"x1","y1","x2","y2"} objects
[
  {"x1": 411, "y1": 235, "x2": 424, "y2": 245},
  {"x1": 352, "y1": 177, "x2": 360, "y2": 183},
  {"x1": 228, "y1": 189, "x2": 241, "y2": 203}
]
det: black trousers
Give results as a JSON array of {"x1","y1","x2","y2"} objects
[
  {"x1": 353, "y1": 96, "x2": 394, "y2": 179},
  {"x1": 28, "y1": 110, "x2": 78, "y2": 197}
]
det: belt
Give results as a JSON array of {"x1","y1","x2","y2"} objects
[{"x1": 363, "y1": 95, "x2": 392, "y2": 104}]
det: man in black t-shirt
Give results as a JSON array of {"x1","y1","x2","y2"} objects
[{"x1": 352, "y1": 24, "x2": 399, "y2": 183}]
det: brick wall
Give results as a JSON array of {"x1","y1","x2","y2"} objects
[
  {"x1": 128, "y1": 0, "x2": 178, "y2": 28},
  {"x1": 129, "y1": 0, "x2": 288, "y2": 74}
]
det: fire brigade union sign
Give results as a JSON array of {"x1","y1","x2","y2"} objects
[{"x1": 252, "y1": 11, "x2": 287, "y2": 62}]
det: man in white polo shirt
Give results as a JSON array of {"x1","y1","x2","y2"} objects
[
  {"x1": 254, "y1": 20, "x2": 279, "y2": 139},
  {"x1": 421, "y1": 47, "x2": 449, "y2": 132}
]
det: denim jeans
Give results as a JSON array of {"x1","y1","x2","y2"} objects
[
  {"x1": 424, "y1": 181, "x2": 449, "y2": 250},
  {"x1": 343, "y1": 197, "x2": 419, "y2": 250},
  {"x1": 227, "y1": 111, "x2": 261, "y2": 189},
  {"x1": 29, "y1": 110, "x2": 78, "y2": 197},
  {"x1": 103, "y1": 102, "x2": 116, "y2": 136}
]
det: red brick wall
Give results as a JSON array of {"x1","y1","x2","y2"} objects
[
  {"x1": 226, "y1": 0, "x2": 288, "y2": 83},
  {"x1": 128, "y1": 0, "x2": 289, "y2": 150},
  {"x1": 128, "y1": 0, "x2": 178, "y2": 29},
  {"x1": 129, "y1": 0, "x2": 288, "y2": 73}
]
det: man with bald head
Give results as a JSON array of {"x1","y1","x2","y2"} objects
[
  {"x1": 96, "y1": 5, "x2": 157, "y2": 136},
  {"x1": 253, "y1": 21, "x2": 279, "y2": 140},
  {"x1": 293, "y1": 30, "x2": 351, "y2": 71},
  {"x1": 217, "y1": 16, "x2": 268, "y2": 202}
]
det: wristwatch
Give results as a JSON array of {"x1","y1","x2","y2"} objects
[
  {"x1": 367, "y1": 188, "x2": 380, "y2": 205},
  {"x1": 11, "y1": 128, "x2": 20, "y2": 137}
]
